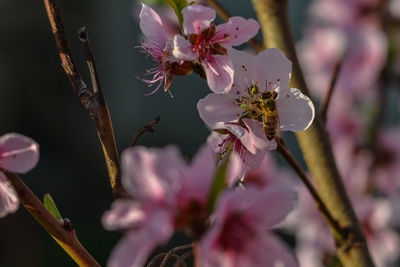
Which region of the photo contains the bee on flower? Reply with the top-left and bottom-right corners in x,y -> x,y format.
198,48 -> 315,168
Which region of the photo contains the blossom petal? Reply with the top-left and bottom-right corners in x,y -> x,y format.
242,118 -> 277,151
0,172 -> 19,218
107,209 -> 173,267
227,48 -> 256,96
243,186 -> 297,229
172,35 -> 197,61
251,234 -> 298,267
277,88 -> 315,132
179,145 -> 216,204
121,146 -> 185,204
181,5 -> 216,34
0,133 -> 39,173
253,48 -> 292,92
215,17 -> 260,46
198,187 -> 297,267
102,200 -> 146,231
217,187 -> 296,229
203,55 -> 234,94
245,150 -> 268,170
140,4 -> 168,46
197,93 -> 241,128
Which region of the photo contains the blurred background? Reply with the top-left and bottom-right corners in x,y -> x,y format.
4,0 -> 400,266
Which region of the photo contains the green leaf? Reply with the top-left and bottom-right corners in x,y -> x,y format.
44,193 -> 62,220
165,0 -> 188,26
143,0 -> 167,5
206,156 -> 229,214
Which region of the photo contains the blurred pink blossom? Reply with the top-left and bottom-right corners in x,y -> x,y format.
103,145 -> 218,267
298,0 -> 387,100
287,136 -> 400,267
196,186 -> 298,267
0,133 -> 39,218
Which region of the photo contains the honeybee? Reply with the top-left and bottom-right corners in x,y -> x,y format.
239,85 -> 280,140
259,91 -> 279,140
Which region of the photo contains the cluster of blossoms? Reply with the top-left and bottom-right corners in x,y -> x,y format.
102,2 -> 316,266
2,1 -> 400,267
138,2 -> 314,170
103,145 -> 297,267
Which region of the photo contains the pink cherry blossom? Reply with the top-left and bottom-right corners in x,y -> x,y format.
198,48 -> 314,166
138,4 -> 192,94
173,5 -> 260,93
287,136 -> 400,267
196,186 -> 298,267
102,145 -> 218,267
298,0 -> 387,101
0,133 -> 39,218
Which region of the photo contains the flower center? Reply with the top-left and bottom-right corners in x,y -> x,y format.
188,24 -> 227,61
218,131 -> 247,160
216,213 -> 255,252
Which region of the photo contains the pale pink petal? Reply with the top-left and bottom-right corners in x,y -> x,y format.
253,48 -> 292,92
181,5 -> 216,34
227,48 -> 256,96
245,150 -> 268,170
121,146 -> 185,205
214,17 -> 260,46
172,35 -> 197,61
242,118 -> 277,151
218,187 -> 296,229
0,172 -> 19,218
107,209 -> 174,267
140,4 -> 168,46
197,93 -> 241,128
0,133 -> 39,173
198,187 -> 297,267
102,200 -> 146,231
226,152 -> 246,186
178,145 -> 216,204
202,55 -> 234,94
276,88 -> 315,132
250,234 -> 298,267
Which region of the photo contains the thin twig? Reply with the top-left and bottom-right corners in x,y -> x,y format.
320,59 -> 343,122
147,253 -> 180,267
204,0 -> 264,52
130,116 -> 161,147
43,0 -> 127,198
173,250 -> 193,267
2,170 -> 100,267
274,137 -> 344,240
160,244 -> 193,267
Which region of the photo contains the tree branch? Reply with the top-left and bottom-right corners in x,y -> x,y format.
130,116 -> 161,147
274,137 -> 343,240
320,59 -> 343,122
3,171 -> 100,267
43,0 -> 127,198
251,0 -> 375,266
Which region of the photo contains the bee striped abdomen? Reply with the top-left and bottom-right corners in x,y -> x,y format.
262,98 -> 280,140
